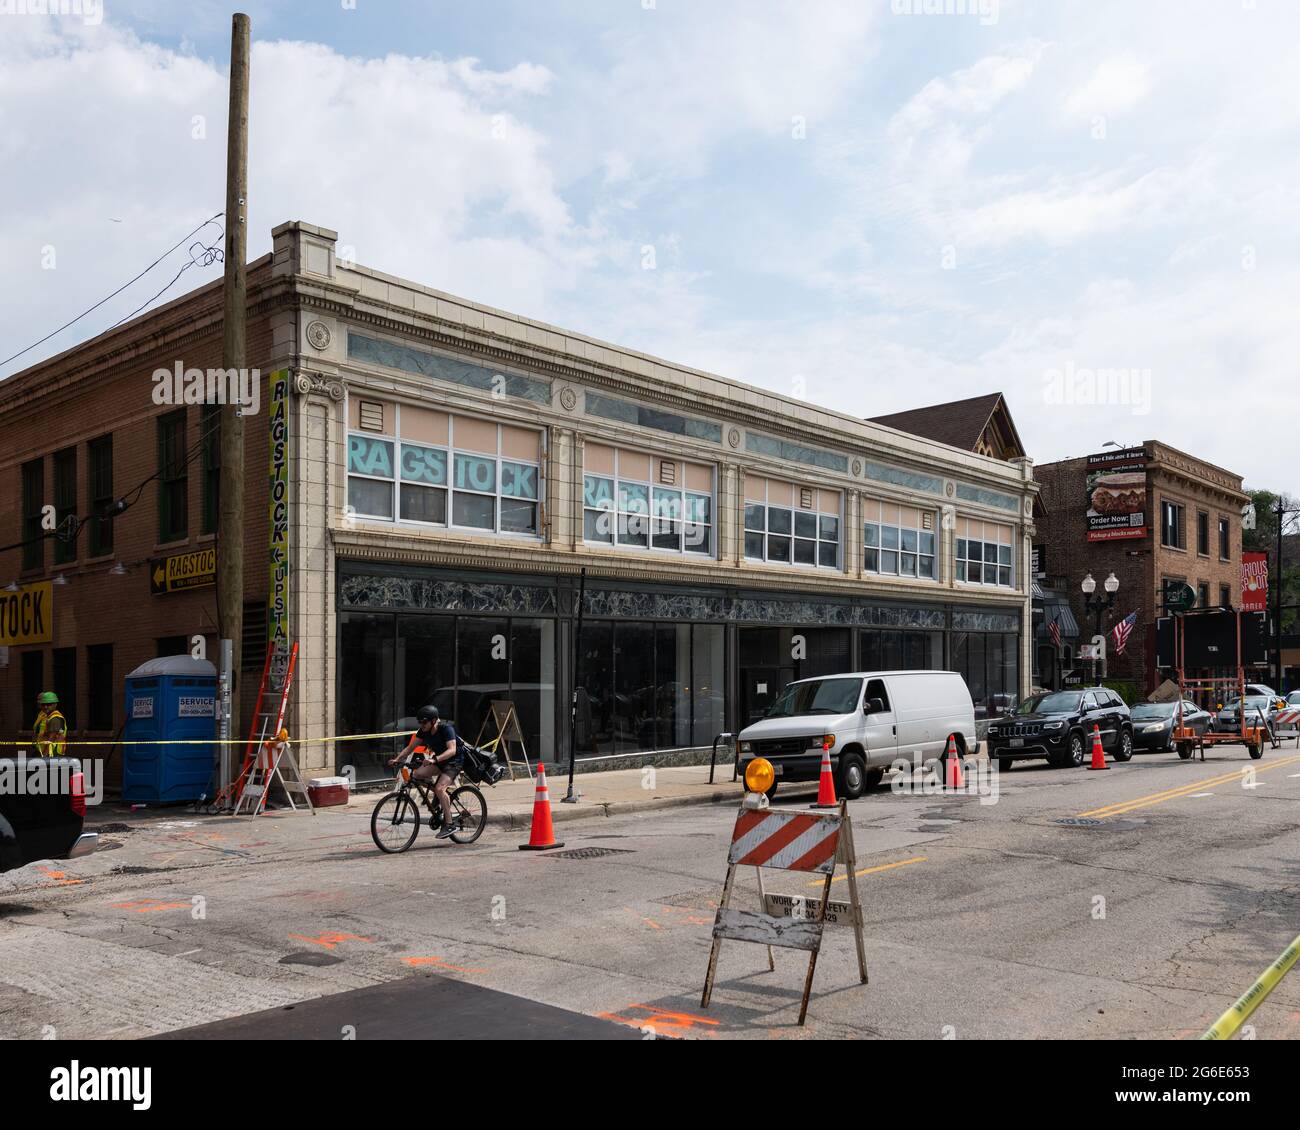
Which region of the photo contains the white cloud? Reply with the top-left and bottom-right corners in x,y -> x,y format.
1063,58 -> 1152,120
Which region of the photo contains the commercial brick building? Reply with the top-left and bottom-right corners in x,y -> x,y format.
1034,443 -> 1249,696
2,220 -> 1038,790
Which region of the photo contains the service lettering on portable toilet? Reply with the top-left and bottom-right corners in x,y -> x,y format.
122,656 -> 217,803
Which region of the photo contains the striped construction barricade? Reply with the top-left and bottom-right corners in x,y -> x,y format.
701,798 -> 867,1025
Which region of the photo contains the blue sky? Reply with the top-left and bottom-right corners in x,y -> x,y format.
3,1 -> 1299,490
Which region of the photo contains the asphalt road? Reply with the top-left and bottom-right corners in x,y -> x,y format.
3,743 -> 1299,1040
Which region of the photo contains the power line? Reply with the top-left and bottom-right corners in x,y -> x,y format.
0,211 -> 225,372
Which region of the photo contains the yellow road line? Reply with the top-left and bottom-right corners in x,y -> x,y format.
1077,753 -> 1300,820
809,855 -> 927,887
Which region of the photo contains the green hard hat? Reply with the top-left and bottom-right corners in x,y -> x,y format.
37,691 -> 58,705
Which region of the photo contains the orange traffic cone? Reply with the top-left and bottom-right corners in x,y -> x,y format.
943,735 -> 965,790
1086,723 -> 1108,771
518,762 -> 565,850
812,744 -> 838,808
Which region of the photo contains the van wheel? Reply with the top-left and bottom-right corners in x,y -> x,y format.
864,767 -> 884,790
837,752 -> 868,800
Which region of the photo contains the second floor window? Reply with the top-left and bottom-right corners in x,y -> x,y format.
1197,511 -> 1209,556
157,409 -> 188,543
743,476 -> 840,569
1218,517 -> 1230,560
53,447 -> 77,565
863,500 -> 936,579
583,445 -> 713,555
21,458 -> 44,571
956,519 -> 1015,587
87,435 -> 114,557
201,405 -> 221,535
346,402 -> 542,537
1161,500 -> 1185,549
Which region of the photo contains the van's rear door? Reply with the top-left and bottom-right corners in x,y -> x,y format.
862,676 -> 898,765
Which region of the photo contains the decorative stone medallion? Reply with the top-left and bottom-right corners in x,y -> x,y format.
727,427 -> 741,449
559,386 -> 578,411
306,320 -> 332,351
851,459 -> 862,476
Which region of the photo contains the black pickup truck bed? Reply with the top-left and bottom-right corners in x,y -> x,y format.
0,756 -> 97,873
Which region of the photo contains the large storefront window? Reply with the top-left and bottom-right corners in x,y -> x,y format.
577,622 -> 727,753
858,628 -> 943,671
952,630 -> 1020,718
583,444 -> 714,555
863,500 -> 937,579
339,610 -> 555,782
956,519 -> 1015,588
347,399 -> 542,536
744,476 -> 841,569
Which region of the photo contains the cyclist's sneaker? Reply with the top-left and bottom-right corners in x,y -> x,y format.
435,824 -> 456,839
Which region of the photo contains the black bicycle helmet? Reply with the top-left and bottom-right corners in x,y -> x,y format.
415,705 -> 440,723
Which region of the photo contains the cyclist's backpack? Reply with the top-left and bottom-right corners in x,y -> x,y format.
461,744 -> 505,786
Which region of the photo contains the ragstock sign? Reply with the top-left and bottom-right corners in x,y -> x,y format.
268,369 -> 290,652
1085,448 -> 1147,542
1241,551 -> 1268,612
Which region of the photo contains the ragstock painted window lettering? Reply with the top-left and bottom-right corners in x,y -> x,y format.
346,402 -> 542,538
955,518 -> 1015,588
583,446 -> 713,555
863,499 -> 936,580
744,476 -> 840,569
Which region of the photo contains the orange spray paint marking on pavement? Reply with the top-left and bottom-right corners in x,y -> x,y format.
110,899 -> 191,913
37,865 -> 83,886
288,931 -> 374,950
600,1003 -> 721,1036
401,955 -> 488,974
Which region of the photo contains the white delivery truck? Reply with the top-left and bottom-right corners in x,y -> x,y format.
735,670 -> 977,798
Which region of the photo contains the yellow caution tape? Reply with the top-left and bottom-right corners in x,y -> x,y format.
0,731 -> 413,749
1200,933 -> 1300,1040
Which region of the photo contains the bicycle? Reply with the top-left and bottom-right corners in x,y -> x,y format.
370,753 -> 487,853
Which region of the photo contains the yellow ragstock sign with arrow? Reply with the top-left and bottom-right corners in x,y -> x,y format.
150,547 -> 217,596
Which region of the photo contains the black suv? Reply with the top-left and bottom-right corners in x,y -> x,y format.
985,688 -> 1133,770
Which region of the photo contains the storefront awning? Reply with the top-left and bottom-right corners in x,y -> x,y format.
1034,591 -> 1080,640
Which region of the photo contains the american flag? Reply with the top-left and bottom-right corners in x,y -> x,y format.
1048,616 -> 1062,650
1111,611 -> 1138,655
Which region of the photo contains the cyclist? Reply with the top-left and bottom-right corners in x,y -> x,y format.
389,705 -> 463,838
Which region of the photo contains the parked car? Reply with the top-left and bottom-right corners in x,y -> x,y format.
1130,701 -> 1211,752
1212,695 -> 1278,732
735,670 -> 976,799
985,687 -> 1133,770
0,755 -> 97,874
1276,691 -> 1300,738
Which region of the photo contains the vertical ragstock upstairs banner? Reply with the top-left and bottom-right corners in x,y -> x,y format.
701,799 -> 867,1025
268,369 -> 290,674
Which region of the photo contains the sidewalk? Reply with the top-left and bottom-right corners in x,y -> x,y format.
342,762 -> 818,829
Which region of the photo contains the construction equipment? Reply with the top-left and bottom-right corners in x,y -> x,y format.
1169,611 -> 1269,761
217,641 -> 301,812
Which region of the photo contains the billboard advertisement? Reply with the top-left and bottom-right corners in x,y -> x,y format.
1241,551 -> 1268,612
1085,448 -> 1147,542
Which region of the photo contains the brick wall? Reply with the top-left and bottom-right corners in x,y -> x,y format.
0,269 -> 281,785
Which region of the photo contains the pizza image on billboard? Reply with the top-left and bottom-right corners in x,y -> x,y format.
1085,449 -> 1147,541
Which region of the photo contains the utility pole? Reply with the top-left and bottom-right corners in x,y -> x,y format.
216,12 -> 250,783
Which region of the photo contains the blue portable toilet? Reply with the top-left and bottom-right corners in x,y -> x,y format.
122,656 -> 218,803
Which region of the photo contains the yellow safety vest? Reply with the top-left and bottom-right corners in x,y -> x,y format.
34,709 -> 66,757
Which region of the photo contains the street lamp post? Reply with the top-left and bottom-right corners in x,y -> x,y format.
1082,572 -> 1119,686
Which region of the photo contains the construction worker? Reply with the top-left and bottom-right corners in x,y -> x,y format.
32,691 -> 66,757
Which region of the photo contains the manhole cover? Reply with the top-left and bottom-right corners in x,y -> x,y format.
545,847 -> 637,860
1055,818 -> 1103,827
279,952 -> 344,967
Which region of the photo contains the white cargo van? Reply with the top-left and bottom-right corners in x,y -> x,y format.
735,670 -> 977,798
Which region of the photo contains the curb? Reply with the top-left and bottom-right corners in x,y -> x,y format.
482,782 -> 821,830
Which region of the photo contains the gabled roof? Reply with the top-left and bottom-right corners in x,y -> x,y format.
870,392 -> 1026,460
